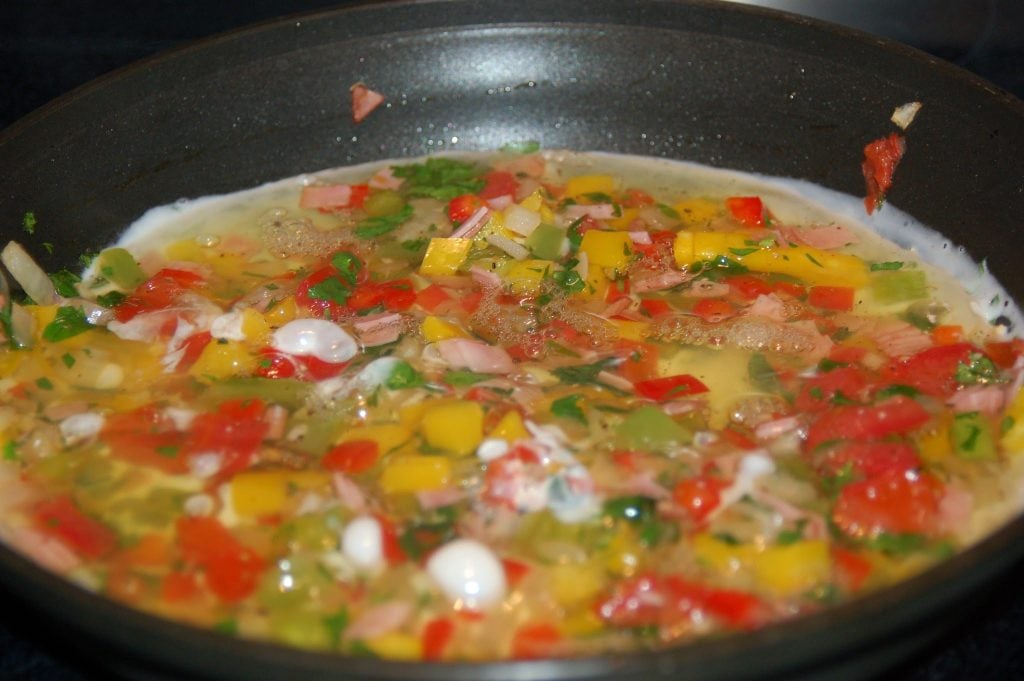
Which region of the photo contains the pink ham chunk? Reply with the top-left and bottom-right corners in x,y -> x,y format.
351,83 -> 385,123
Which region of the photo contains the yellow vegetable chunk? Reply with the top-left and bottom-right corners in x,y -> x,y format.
488,410 -> 530,442
339,423 -> 413,454
378,456 -> 453,494
751,541 -> 831,597
189,341 -> 256,380
1002,389 -> 1024,454
564,174 -> 616,199
364,633 -> 422,660
673,198 -> 721,227
610,319 -> 649,342
673,231 -> 868,287
420,400 -> 484,455
421,315 -> 469,342
502,259 -> 555,295
419,238 -> 472,277
230,470 -> 329,517
579,230 -> 633,271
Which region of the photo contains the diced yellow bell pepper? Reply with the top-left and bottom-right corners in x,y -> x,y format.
230,470 -> 329,517
398,401 -> 427,429
917,416 -> 954,462
488,410 -> 530,442
364,633 -> 422,660
240,308 -> 271,345
579,230 -> 633,271
610,319 -> 649,342
378,456 -> 453,494
673,231 -> 868,287
339,423 -> 413,454
421,315 -> 469,342
518,189 -> 556,224
691,532 -> 753,576
264,296 -> 298,326
608,207 -> 639,231
1002,389 -> 1024,454
549,562 -> 607,608
564,174 -> 616,199
673,198 -> 720,227
502,259 -> 555,295
751,541 -> 831,597
604,525 -> 644,577
189,340 -> 256,380
561,610 -> 604,637
419,238 -> 473,277
420,400 -> 484,455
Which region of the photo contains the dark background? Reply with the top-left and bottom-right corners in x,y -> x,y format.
1,1 -> 1023,680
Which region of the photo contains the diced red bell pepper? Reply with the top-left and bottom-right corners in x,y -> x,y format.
321,439 -> 380,474
725,196 -> 765,227
794,366 -> 872,413
186,399 -> 268,480
510,622 -> 563,659
175,516 -> 265,603
725,274 -> 773,301
862,133 -> 906,214
113,268 -> 206,322
101,405 -> 190,474
34,495 -> 118,560
501,557 -> 532,587
634,374 -> 709,401
808,286 -> 855,311
415,283 -> 453,312
639,298 -> 673,318
832,547 -> 873,592
621,188 -> 655,208
814,440 -> 922,479
613,341 -> 660,383
596,573 -> 762,630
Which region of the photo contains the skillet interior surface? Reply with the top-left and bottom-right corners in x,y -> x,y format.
1,1 -> 1023,680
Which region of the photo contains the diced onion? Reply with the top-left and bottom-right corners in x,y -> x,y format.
485,234 -> 530,260
2,241 -> 58,306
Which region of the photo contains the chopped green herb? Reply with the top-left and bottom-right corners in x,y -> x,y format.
385,361 -> 424,390
805,253 -> 823,268
551,358 -> 627,395
442,370 -> 495,387
551,393 -> 587,424
2,441 -> 19,461
49,270 -> 82,298
95,291 -> 127,308
42,306 -> 92,342
499,140 -> 541,154
728,247 -> 759,257
390,158 -> 484,202
354,204 -> 413,239
60,353 -> 76,368
35,377 -> 54,390
307,277 -> 351,306
955,352 -> 999,386
870,261 -> 904,271
657,204 -> 681,219
330,251 -> 363,285
155,445 -> 180,458
22,211 -> 37,235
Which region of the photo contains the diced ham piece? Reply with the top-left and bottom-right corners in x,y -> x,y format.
686,279 -> 731,298
632,269 -> 692,293
469,265 -> 502,289
745,293 -> 789,322
300,184 -> 356,210
332,472 -> 368,513
948,385 -> 1006,416
350,83 -> 385,124
869,319 -> 933,358
486,195 -> 514,211
628,231 -> 653,245
344,601 -> 412,642
754,415 -> 801,441
451,206 -> 490,238
778,224 -> 859,250
416,487 -> 466,510
597,370 -> 635,394
369,166 -> 403,190
437,338 -> 516,374
939,484 -> 974,535
263,404 -> 289,440
354,312 -> 405,347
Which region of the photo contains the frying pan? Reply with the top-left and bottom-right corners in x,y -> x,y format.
1,1 -> 1023,679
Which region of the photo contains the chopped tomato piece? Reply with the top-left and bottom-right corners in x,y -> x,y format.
511,622 -> 563,659
832,547 -> 872,592
113,268 -> 206,322
634,374 -> 710,401
596,573 -> 762,630
376,514 -> 408,566
808,285 -> 855,311
725,274 -> 773,301
621,188 -> 655,208
771,280 -> 806,299
101,405 -> 189,474
832,469 -> 944,538
984,339 -> 1024,369
804,396 -> 931,452
501,557 -> 531,587
34,495 -> 118,560
862,133 -> 906,214
881,342 -> 975,398
692,298 -> 735,323
639,297 -> 672,317
295,265 -> 350,319
176,516 -> 265,603
931,324 -> 963,346
672,476 -> 727,524
794,366 -> 872,413
161,570 -> 200,602
299,184 -> 369,210
478,171 -> 519,200
724,196 -> 765,227
814,440 -> 922,479
179,331 -> 213,370
186,399 -> 268,479
448,194 -> 486,223
421,617 -> 455,661
321,439 -> 380,474
605,278 -> 631,305
614,341 -> 660,383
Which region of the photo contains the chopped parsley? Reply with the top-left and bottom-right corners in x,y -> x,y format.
390,158 -> 484,202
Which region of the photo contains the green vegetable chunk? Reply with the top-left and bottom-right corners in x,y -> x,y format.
616,405 -> 691,451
